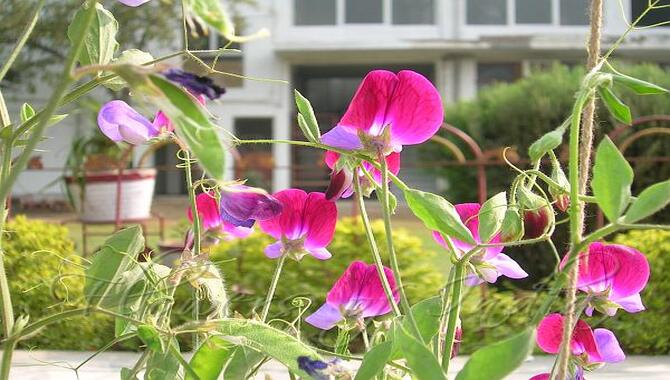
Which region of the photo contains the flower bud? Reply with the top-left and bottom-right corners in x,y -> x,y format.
518,187 -> 555,239
549,164 -> 571,212
500,208 -> 524,242
452,322 -> 463,359
325,167 -> 354,201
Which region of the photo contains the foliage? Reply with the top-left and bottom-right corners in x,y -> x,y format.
3,215 -> 116,350
602,229 -> 670,354
210,217 -> 444,348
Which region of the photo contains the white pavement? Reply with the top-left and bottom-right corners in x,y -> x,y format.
5,350 -> 670,379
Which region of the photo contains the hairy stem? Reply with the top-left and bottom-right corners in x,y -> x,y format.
182,149 -> 202,348
442,262 -> 464,372
260,253 -> 287,322
352,174 -> 401,317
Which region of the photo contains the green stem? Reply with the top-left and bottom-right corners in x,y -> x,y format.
436,265 -> 456,360
0,0 -> 45,82
0,140 -> 14,342
183,149 -> 202,348
441,262 -> 464,372
352,174 -> 401,317
334,327 -> 351,355
260,254 -> 287,322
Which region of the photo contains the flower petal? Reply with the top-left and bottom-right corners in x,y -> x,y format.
487,253 -> 528,279
593,328 -> 626,363
305,303 -> 343,330
326,261 -> 398,318
365,152 -> 401,185
118,0 -> 152,6
264,241 -> 284,259
528,374 -> 550,380
259,189 -> 309,240
220,185 -> 282,226
221,222 -> 253,240
386,70 -> 443,149
327,261 -> 368,306
308,247 -> 332,260
320,125 -> 363,151
612,292 -> 645,314
536,313 -> 564,355
573,319 -> 600,362
302,192 -> 337,250
98,100 -> 157,144
337,70 -> 398,135
358,264 -> 399,317
187,192 -> 222,230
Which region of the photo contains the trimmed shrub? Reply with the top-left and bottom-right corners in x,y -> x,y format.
210,217 -> 444,347
3,215 -> 116,350
601,229 -> 670,354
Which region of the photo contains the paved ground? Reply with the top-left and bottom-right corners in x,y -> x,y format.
6,350 -> 670,379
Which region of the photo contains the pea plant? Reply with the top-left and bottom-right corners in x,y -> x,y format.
1,0 -> 670,379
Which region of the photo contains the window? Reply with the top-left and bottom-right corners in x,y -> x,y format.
235,118 -> 274,189
467,0 -> 507,25
393,0 -> 434,25
516,0 -> 551,24
294,0 -> 336,25
631,0 -> 670,27
560,0 -> 589,25
477,63 -> 522,89
346,0 -> 383,23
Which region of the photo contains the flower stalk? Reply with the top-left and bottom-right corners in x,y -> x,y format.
441,262 -> 464,372
260,253 -> 287,322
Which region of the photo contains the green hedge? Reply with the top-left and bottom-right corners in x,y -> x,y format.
210,217 -> 445,348
4,215 -> 116,350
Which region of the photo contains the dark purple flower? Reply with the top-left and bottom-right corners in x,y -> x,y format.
219,185 -> 282,228
297,356 -> 329,379
163,69 -> 226,100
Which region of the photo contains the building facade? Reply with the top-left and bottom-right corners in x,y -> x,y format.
10,0 -> 670,197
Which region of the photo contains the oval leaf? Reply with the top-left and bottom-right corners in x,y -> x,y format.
404,189 -> 475,244
67,2 -> 118,69
592,137 -> 634,222
355,341 -> 393,380
613,73 -> 669,95
295,90 -> 321,142
186,336 -> 234,380
478,192 -> 507,243
599,87 -> 632,124
455,327 -> 535,380
398,327 -> 446,380
623,180 -> 670,223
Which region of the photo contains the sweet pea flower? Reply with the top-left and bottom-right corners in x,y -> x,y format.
305,261 -> 399,330
117,0 -> 152,6
152,93 -> 206,133
529,369 -> 584,380
565,242 -> 650,316
187,192 -> 252,239
536,313 -> 625,368
258,189 -> 337,260
218,185 -> 283,228
98,100 -> 159,145
163,69 -> 226,100
323,151 -> 400,200
433,203 -> 528,286
320,70 -> 443,155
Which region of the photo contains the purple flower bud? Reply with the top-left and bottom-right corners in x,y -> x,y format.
163,69 -> 226,100
97,100 -> 159,145
219,185 -> 282,228
325,167 -> 354,201
451,324 -> 463,359
297,356 -> 328,379
523,206 -> 553,239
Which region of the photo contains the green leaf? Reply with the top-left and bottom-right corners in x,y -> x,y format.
599,87 -> 632,124
398,327 -> 446,380
612,73 -> 669,95
104,49 -> 155,91
592,137 -> 634,222
137,325 -> 163,352
455,328 -> 535,380
148,75 -> 226,181
120,368 -> 137,380
145,339 -> 180,380
84,226 -> 144,307
623,180 -> 670,223
186,336 -> 234,380
294,90 -> 321,142
20,103 -> 35,123
355,341 -> 394,380
223,347 -> 265,380
297,114 -> 317,143
404,189 -> 475,244
67,2 -> 118,69
478,192 -> 507,243
528,124 -> 566,163
185,0 -> 234,36
216,319 -> 323,378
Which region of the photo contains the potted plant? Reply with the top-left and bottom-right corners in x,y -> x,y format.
64,131 -> 156,223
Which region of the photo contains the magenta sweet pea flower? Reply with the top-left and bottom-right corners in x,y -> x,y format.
564,242 -> 650,316
305,261 -> 399,330
320,70 -> 443,155
117,0 -> 152,6
529,370 -> 584,380
218,185 -> 283,228
433,203 -> 528,286
324,151 -> 401,200
98,100 -> 159,145
187,192 -> 252,239
258,189 -> 337,260
536,313 -> 625,366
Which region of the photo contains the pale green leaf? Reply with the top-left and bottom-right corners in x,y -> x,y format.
623,180 -> 670,223
104,49 -> 155,91
186,336 -> 234,380
399,327 -> 446,380
404,189 -> 475,244
294,90 -> 321,142
478,192 -> 507,243
599,87 -> 632,124
592,137 -> 634,222
354,341 -> 393,380
20,103 -> 35,123
613,73 -> 668,95
67,2 -> 118,69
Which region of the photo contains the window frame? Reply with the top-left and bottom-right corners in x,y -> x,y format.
292,0 -> 437,26
463,0 -> 590,27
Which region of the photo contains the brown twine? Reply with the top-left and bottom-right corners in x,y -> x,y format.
555,0 -> 603,378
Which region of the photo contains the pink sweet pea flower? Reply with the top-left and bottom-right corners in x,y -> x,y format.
433,203 -> 528,286
258,189 -> 337,260
305,261 -> 399,330
152,92 -> 206,133
529,370 -> 584,380
536,313 -> 625,367
98,100 -> 159,145
117,0 -> 152,6
187,192 -> 252,239
320,70 -> 443,155
564,242 -> 650,316
323,151 -> 401,200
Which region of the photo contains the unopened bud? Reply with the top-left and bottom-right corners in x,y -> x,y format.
518,187 -> 555,239
325,167 -> 353,201
549,165 -> 571,212
500,208 -> 524,242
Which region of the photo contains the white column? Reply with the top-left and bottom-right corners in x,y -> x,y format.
457,58 -> 478,101
272,64 -> 292,192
